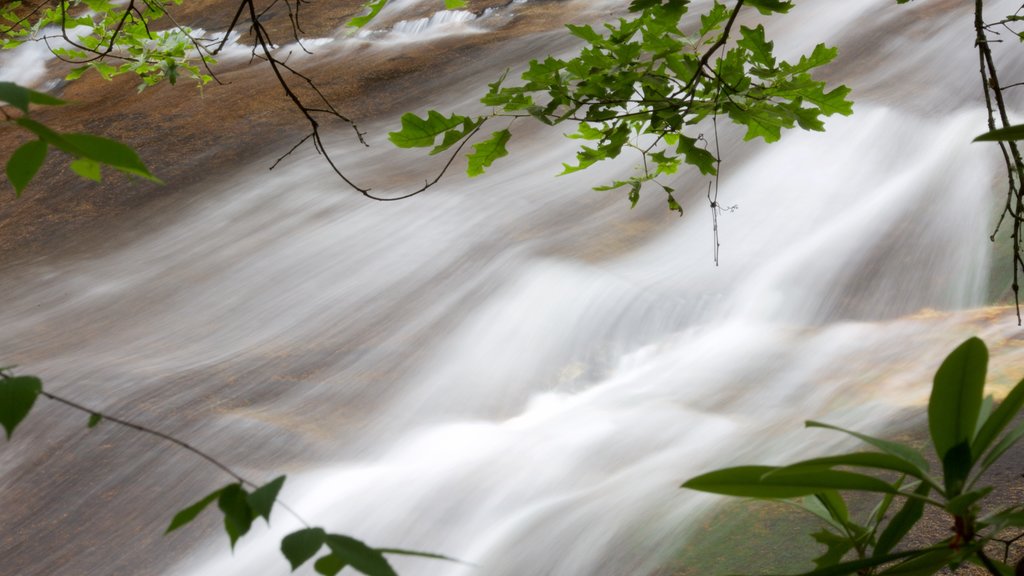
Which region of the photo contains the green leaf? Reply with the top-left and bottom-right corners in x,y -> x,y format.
682,465 -> 898,499
778,452 -> 925,479
443,0 -> 466,8
0,375 -> 42,440
87,413 -> 102,428
973,124 -> 1024,142
762,467 -> 900,495
247,475 -> 285,523
14,118 -> 79,154
683,466 -> 807,498
973,377 -> 1024,461
0,81 -> 64,113
877,546 -> 959,575
6,139 -> 47,196
745,0 -> 794,14
805,421 -> 930,473
875,482 -> 929,557
217,483 -> 253,549
0,83 -> 27,112
980,420 -> 1024,472
429,117 -> 485,156
282,527 -> 326,571
942,440 -> 972,497
348,0 -> 387,27
782,546 -> 947,576
388,111 -> 467,149
166,487 -> 224,533
929,337 -> 987,460
324,534 -> 397,576
378,548 -> 462,563
813,490 -> 850,526
314,554 -> 346,576
70,158 -> 102,182
466,129 -> 511,177
980,508 -> 1024,532
61,133 -> 160,182
946,486 -> 992,516
975,395 -> 994,438
810,529 -> 853,569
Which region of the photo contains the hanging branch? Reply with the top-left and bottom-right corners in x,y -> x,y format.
975,0 -> 1024,325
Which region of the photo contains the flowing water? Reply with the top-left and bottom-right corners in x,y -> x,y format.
2,1 -> 1022,575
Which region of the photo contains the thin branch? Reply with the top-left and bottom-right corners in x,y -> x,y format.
38,388 -> 311,529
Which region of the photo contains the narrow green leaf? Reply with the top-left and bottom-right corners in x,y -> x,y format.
247,475 -> 285,523
762,467 -> 900,495
314,554 -> 346,576
87,413 -> 102,428
683,465 -> 897,499
466,129 -> 511,177
683,465 -> 808,498
0,375 -> 42,440
813,490 -> 850,525
981,420 -> 1024,472
875,482 -> 929,557
324,534 -> 397,576
6,139 -> 47,196
975,395 -> 994,439
378,548 -> 463,563
779,452 -> 924,479
282,527 -> 326,571
217,483 -> 253,549
929,337 -> 987,460
946,486 -> 992,516
973,377 -> 1024,461
877,546 -> 959,575
166,487 -> 224,533
805,421 -> 930,472
980,508 -> 1024,532
810,529 -> 854,569
796,493 -> 845,531
973,124 -> 1024,142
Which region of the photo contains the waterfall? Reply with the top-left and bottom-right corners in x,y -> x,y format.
0,1 -> 1018,575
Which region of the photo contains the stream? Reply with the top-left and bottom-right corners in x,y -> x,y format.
1,1 -> 1021,575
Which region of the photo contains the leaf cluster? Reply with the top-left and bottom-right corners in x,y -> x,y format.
1,81 -> 159,195
387,0 -> 852,212
1,0 -> 212,89
683,338 -> 1024,575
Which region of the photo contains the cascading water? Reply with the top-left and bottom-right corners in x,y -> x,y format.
2,1 -> 1022,575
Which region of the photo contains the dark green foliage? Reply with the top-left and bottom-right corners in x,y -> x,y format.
683,337 -> 1024,575
248,475 -> 286,522
282,528 -> 327,570
0,374 -> 42,439
974,124 -> 1024,142
929,337 -> 987,462
166,487 -> 224,534
324,534 -> 397,576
